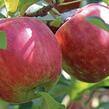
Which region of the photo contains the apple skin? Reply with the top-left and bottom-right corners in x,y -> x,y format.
0,17 -> 62,103
55,3 -> 109,83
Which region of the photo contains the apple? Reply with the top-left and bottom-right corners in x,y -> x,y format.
45,0 -> 80,12
0,17 -> 62,103
55,3 -> 109,83
45,0 -> 80,34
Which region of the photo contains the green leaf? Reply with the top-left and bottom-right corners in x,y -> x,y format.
103,0 -> 109,5
4,0 -> 19,12
49,83 -> 69,98
0,6 -> 7,18
50,16 -> 62,27
70,78 -> 95,101
26,3 -> 43,13
70,76 -> 109,102
0,13 -> 6,18
85,16 -> 109,32
19,101 -> 33,109
0,100 -> 8,109
26,1 -> 55,21
39,92 -> 65,109
37,14 -> 55,21
98,76 -> 109,87
0,0 -> 4,8
51,8 -> 61,15
0,31 -> 7,49
49,74 -> 71,98
18,0 -> 41,15
32,98 -> 43,109
86,0 -> 102,3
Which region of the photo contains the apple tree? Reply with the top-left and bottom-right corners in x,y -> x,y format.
1,0 -> 109,109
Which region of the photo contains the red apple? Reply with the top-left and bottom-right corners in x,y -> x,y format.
0,17 -> 62,103
55,3 -> 109,83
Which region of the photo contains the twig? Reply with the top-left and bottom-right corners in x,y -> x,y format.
24,0 -> 58,17
84,90 -> 96,105
80,90 -> 97,109
23,0 -> 82,17
59,0 -> 82,6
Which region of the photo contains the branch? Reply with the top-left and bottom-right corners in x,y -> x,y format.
84,90 -> 96,105
23,0 -> 82,17
81,90 -> 97,109
24,0 -> 58,17
59,0 -> 82,6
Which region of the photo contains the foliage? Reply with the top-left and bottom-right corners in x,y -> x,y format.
0,31 -> 7,49
85,16 -> 109,32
